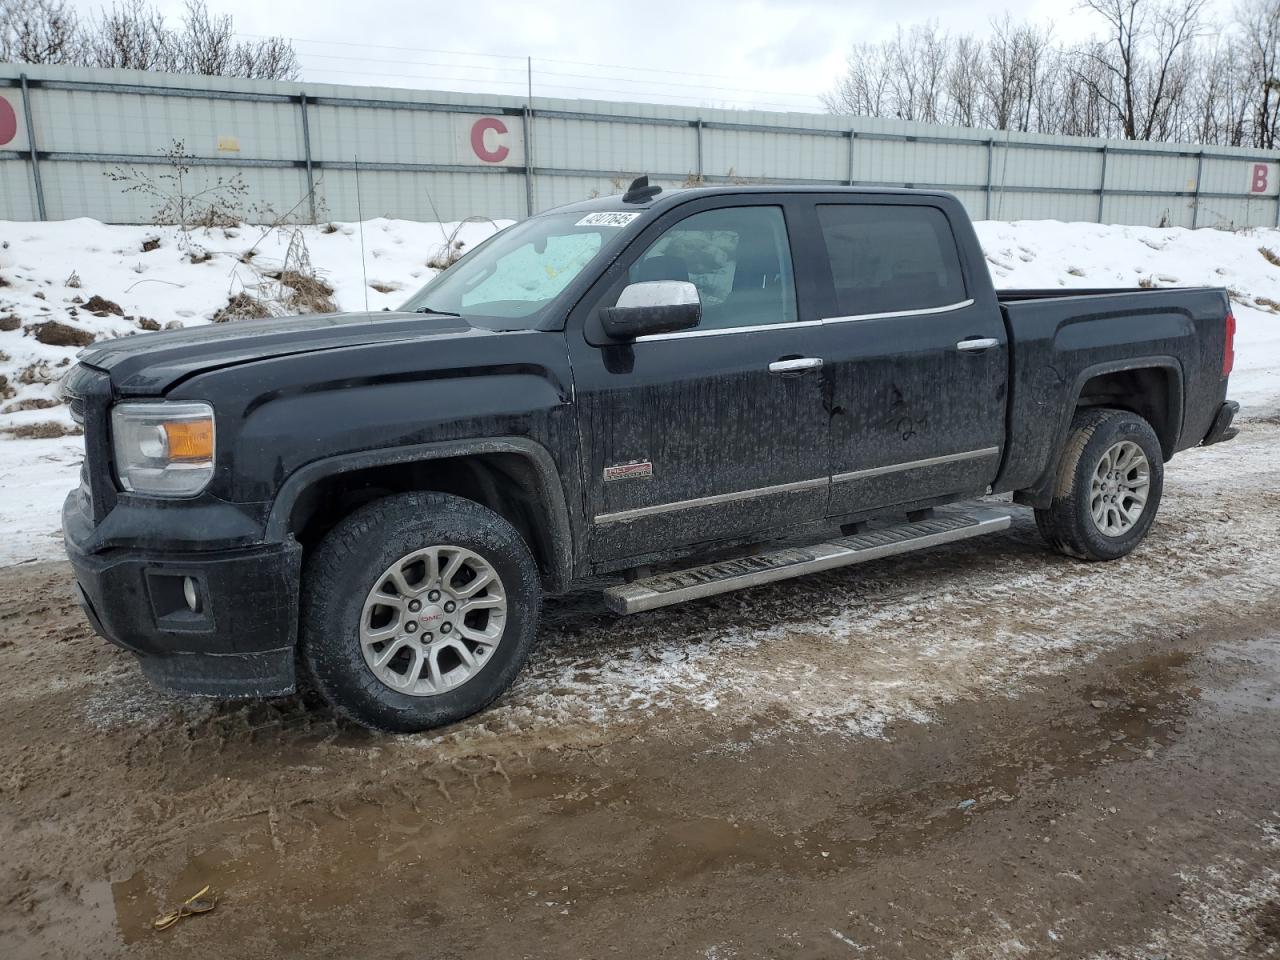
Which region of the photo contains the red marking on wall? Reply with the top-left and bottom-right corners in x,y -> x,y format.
470,117 -> 510,163
0,97 -> 17,147
1251,162 -> 1270,194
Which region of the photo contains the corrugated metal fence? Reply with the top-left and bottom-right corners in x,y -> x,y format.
3,62 -> 1280,228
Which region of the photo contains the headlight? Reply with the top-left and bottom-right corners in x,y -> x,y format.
111,402 -> 215,497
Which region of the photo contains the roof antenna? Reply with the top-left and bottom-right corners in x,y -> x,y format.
622,175 -> 662,204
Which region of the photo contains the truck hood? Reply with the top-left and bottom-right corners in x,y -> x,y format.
79,311 -> 488,395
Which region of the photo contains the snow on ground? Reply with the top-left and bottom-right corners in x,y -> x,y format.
0,216 -> 1277,566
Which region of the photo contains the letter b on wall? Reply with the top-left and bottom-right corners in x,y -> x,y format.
1250,162 -> 1272,194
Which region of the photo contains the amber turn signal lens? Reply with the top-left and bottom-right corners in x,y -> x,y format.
162,419 -> 214,461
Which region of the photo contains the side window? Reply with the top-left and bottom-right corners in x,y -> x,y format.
628,206 -> 797,330
816,204 -> 967,316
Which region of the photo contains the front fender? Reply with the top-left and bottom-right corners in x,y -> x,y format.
263,436 -> 576,592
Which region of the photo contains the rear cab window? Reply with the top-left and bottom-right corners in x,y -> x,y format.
816,204 -> 967,317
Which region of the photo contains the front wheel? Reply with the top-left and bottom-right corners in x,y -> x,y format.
300,492 -> 541,733
1034,407 -> 1164,561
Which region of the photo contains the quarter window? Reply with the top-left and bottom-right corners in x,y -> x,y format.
628,206 -> 797,330
816,204 -> 967,316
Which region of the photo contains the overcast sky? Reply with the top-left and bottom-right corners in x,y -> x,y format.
65,0 -> 1239,112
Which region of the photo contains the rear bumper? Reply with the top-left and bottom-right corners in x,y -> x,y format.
65,492 -> 301,697
1202,400 -> 1239,446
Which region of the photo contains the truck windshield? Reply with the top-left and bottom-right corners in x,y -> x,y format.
400,212 -> 627,329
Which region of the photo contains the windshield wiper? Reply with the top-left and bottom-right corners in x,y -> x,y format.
413,304 -> 462,317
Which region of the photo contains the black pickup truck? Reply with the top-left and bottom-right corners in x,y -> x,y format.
61,180 -> 1239,732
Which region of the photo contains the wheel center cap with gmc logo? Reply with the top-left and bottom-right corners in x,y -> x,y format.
419,604 -> 446,627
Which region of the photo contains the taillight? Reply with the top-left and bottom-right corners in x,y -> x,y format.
1223,312 -> 1236,377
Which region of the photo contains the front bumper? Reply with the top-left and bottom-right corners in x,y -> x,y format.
64,492 -> 302,698
1202,400 -> 1240,446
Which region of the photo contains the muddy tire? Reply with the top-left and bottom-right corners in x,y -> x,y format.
1034,407 -> 1164,562
299,492 -> 540,733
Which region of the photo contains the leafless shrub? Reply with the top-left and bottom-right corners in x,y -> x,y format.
267,230 -> 337,313
105,139 -> 250,232
427,217 -> 496,271
65,270 -> 80,289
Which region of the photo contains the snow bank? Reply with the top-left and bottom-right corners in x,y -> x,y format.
974,220 -> 1280,417
0,216 -> 1277,565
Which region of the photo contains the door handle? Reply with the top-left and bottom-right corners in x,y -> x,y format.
769,357 -> 823,374
956,337 -> 999,352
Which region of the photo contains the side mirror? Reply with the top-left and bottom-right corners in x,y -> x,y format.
601,281 -> 701,340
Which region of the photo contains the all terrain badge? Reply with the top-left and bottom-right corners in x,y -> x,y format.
603,460 -> 653,482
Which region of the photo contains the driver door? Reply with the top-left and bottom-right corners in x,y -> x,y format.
567,197 -> 830,565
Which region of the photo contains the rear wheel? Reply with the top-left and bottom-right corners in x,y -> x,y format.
1034,407 -> 1164,561
300,492 -> 541,733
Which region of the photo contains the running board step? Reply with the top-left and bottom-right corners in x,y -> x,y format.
602,505 -> 1013,615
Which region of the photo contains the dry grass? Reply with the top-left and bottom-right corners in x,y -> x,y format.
1255,296 -> 1280,313
369,281 -> 399,294
276,270 -> 337,313
2,398 -> 61,414
1067,266 -> 1085,277
1260,246 -> 1280,267
1139,276 -> 1157,289
3,421 -> 81,439
19,360 -> 67,385
211,292 -> 271,323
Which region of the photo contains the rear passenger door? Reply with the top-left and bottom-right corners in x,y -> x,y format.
806,197 -> 1009,517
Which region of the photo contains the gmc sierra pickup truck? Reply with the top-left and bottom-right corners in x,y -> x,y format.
61,179 -> 1239,732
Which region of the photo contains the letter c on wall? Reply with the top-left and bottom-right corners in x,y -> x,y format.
470,117 -> 510,163
0,97 -> 17,147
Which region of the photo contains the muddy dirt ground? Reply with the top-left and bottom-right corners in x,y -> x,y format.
2,423 -> 1279,960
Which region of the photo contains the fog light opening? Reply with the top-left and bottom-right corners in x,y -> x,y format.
182,576 -> 201,613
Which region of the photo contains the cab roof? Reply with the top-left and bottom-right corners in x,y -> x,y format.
545,183 -> 958,217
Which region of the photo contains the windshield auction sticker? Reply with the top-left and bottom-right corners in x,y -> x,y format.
575,212 -> 641,227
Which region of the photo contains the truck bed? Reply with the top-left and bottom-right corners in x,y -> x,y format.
992,285 -> 1232,503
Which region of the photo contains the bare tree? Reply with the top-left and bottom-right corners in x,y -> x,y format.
0,0 -> 80,64
1077,0 -> 1208,139
2,0 -> 298,81
84,0 -> 176,71
1238,0 -> 1280,147
821,0 -> 1267,147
